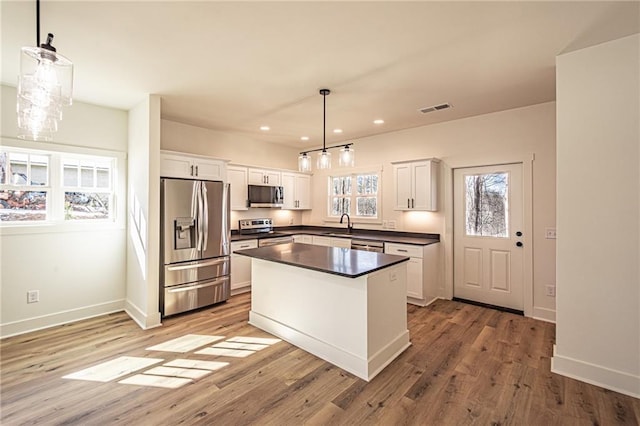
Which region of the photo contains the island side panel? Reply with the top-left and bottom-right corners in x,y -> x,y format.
366,262 -> 411,378
249,258 -> 370,377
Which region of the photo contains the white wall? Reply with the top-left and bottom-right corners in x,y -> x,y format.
307,102 -> 557,319
0,85 -> 128,337
161,119 -> 305,229
125,95 -> 162,329
553,34 -> 640,398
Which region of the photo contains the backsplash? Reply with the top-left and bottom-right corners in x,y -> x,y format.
230,209 -> 303,230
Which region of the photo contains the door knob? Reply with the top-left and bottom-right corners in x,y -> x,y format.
516,241 -> 523,247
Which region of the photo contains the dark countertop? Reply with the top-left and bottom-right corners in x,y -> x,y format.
234,243 -> 409,278
231,226 -> 440,246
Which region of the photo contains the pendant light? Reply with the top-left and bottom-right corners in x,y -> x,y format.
17,0 -> 73,141
298,152 -> 312,172
317,89 -> 332,170
339,144 -> 355,167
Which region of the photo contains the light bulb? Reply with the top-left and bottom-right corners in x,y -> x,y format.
339,146 -> 355,167
317,150 -> 332,169
298,153 -> 312,172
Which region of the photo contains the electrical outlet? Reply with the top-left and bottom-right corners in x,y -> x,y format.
387,220 -> 396,229
545,285 -> 556,297
27,290 -> 39,304
382,220 -> 388,228
289,218 -> 294,225
545,228 -> 557,239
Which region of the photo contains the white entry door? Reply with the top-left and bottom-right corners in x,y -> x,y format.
453,164 -> 524,310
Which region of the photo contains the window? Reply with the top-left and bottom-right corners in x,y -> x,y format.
464,172 -> 509,237
0,147 -> 117,224
328,171 -> 380,219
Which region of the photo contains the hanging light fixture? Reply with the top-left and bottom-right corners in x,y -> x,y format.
17,0 -> 73,141
317,88 -> 332,170
297,88 -> 357,172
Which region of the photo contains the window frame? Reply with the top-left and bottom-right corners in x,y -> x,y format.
325,168 -> 382,224
0,138 -> 125,234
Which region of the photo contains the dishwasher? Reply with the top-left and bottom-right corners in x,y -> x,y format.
350,239 -> 384,252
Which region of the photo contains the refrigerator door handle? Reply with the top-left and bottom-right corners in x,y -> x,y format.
202,182 -> 209,251
196,181 -> 204,251
166,258 -> 228,271
167,278 -> 228,293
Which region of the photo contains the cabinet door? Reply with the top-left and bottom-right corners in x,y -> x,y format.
393,163 -> 413,210
406,257 -> 424,299
312,236 -> 331,247
228,166 -> 248,210
293,235 -> 313,244
161,154 -> 193,179
280,173 -> 297,209
194,159 -> 225,181
230,240 -> 257,291
264,170 -> 281,186
330,238 -> 351,248
295,174 -> 311,209
248,169 -> 266,185
412,160 -> 437,211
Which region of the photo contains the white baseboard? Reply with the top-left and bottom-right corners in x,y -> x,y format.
533,306 -> 556,323
0,299 -> 125,339
230,285 -> 251,296
249,310 -> 409,381
124,299 -> 162,330
552,346 -> 640,399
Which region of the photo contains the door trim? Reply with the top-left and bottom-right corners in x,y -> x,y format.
443,153 -> 534,317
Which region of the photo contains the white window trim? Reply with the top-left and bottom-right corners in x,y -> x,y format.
324,166 -> 383,225
0,138 -> 126,235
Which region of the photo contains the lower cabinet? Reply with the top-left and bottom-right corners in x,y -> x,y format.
293,234 -> 313,244
385,242 -> 440,306
311,235 -> 351,248
230,240 -> 258,294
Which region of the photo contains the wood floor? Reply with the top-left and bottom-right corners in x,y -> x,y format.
1,293 -> 638,425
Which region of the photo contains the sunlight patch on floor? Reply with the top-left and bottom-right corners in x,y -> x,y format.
146,334 -> 225,353
63,356 -> 163,382
62,334 -> 281,389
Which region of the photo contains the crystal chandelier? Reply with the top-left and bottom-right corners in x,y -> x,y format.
17,0 -> 73,141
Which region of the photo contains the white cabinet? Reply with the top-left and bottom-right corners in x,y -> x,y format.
392,158 -> 439,211
281,172 -> 311,210
312,235 -> 351,248
248,168 -> 280,186
385,242 -> 440,306
160,151 -> 227,181
228,166 -> 248,210
293,235 -> 313,244
231,240 -> 258,294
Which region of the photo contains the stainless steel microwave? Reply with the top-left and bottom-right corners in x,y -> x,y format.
247,185 -> 283,208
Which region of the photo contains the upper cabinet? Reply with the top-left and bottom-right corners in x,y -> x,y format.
281,172 -> 311,210
248,168 -> 280,186
228,166 -> 248,210
160,151 -> 227,182
392,158 -> 439,211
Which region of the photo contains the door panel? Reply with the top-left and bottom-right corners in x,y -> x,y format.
161,179 -> 199,264
454,163 -> 524,310
201,181 -> 230,260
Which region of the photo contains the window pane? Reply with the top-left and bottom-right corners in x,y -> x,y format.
63,159 -> 79,187
81,166 -> 94,187
30,155 -> 48,185
9,154 -> 28,184
465,173 -> 509,237
0,152 -> 7,184
0,190 -> 47,221
331,197 -> 350,216
65,192 -> 110,220
356,197 -> 377,217
96,167 -> 110,189
357,174 -> 378,195
332,176 -> 351,196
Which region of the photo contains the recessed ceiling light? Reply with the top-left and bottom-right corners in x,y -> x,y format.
260,126 -> 270,131
333,129 -> 343,134
373,119 -> 384,125
300,136 -> 309,141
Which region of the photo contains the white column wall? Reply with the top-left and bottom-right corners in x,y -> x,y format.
553,34 -> 640,398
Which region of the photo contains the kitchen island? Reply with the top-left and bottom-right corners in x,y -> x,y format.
235,243 -> 410,381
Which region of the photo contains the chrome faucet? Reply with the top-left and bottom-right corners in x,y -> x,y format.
339,213 -> 353,233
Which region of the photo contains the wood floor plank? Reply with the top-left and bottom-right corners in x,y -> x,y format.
2,293 -> 639,425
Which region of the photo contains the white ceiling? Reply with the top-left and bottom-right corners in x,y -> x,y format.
2,1 -> 639,149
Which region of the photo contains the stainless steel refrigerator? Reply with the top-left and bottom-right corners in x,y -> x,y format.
160,178 -> 230,317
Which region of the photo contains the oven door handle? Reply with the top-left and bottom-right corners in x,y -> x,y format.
167,258 -> 228,271
167,278 -> 228,293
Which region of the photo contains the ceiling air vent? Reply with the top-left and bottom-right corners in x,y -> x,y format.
419,103 -> 452,114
